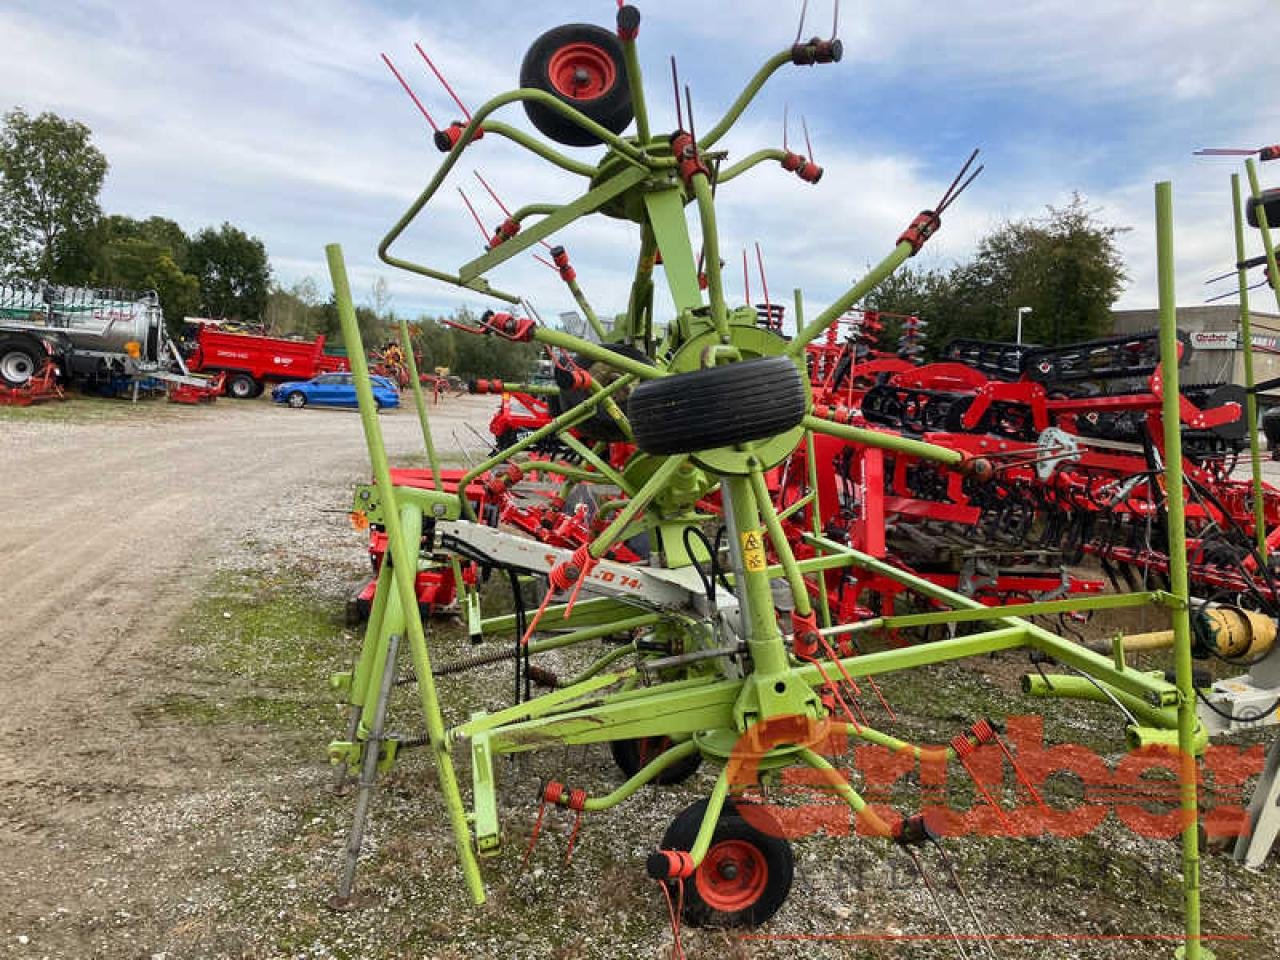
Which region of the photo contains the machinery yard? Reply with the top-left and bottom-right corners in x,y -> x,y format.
6,3 -> 1280,960
2,395 -> 1278,960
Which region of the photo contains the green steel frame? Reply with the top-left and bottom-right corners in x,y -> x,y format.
320,19 -> 1216,956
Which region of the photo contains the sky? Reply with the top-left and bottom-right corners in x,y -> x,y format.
1,0 -> 1276,330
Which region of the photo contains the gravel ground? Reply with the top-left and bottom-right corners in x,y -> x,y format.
1,394 -> 1278,959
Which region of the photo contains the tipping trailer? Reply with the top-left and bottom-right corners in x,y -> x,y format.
186,327 -> 349,399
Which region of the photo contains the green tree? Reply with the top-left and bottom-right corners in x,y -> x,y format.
867,195 -> 1128,355
96,237 -> 200,330
188,222 -> 271,321
0,108 -> 108,280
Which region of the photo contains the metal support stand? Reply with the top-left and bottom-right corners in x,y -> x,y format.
330,633 -> 400,910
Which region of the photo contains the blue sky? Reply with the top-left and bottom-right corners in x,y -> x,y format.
2,0 -> 1275,327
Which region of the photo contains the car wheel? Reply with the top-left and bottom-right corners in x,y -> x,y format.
287,391 -> 307,408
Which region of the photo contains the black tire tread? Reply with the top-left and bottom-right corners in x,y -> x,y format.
627,356 -> 806,455
519,23 -> 633,147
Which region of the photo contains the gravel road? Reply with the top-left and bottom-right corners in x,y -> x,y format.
0,395 -> 495,958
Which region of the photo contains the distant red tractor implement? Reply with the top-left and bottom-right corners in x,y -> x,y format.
186,327 -> 349,399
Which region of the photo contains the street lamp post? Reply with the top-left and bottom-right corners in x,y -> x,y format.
1016,306 -> 1032,344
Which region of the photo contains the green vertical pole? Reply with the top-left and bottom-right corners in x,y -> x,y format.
1231,175 -> 1268,559
1154,184 -> 1208,960
1245,159 -> 1280,315
806,430 -> 832,629
326,244 -> 486,905
398,315 -> 470,614
397,316 -> 442,483
720,475 -> 789,675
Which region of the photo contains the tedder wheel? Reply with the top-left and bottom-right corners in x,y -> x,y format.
519,23 -> 633,147
226,372 -> 259,399
1246,187 -> 1280,229
0,336 -> 41,387
287,391 -> 307,408
658,799 -> 793,928
609,736 -> 701,785
550,342 -> 651,442
627,356 -> 807,456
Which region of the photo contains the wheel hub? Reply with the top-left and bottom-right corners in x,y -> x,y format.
697,839 -> 768,912
547,42 -> 616,100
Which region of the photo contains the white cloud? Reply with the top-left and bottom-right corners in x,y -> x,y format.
0,0 -> 1276,334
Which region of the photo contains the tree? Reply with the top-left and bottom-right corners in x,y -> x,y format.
188,222 -> 271,321
866,195 -> 1128,355
0,108 -> 108,280
96,237 -> 200,330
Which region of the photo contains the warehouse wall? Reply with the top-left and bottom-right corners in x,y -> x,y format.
1112,305 -> 1280,396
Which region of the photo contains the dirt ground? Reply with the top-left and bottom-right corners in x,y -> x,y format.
2,393 -> 1279,960
0,394 -> 499,959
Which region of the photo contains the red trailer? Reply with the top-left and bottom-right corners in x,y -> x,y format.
187,327 -> 349,399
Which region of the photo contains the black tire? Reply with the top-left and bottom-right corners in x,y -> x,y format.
609,736 -> 701,785
287,391 -> 307,408
519,23 -> 633,147
0,336 -> 42,387
1262,406 -> 1280,448
226,372 -> 259,399
550,342 -> 651,442
627,356 -> 806,455
660,799 -> 793,928
1246,188 -> 1280,229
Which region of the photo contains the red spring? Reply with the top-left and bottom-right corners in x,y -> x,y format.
949,733 -> 976,759
791,610 -> 821,659
489,217 -> 520,248
969,718 -> 998,744
483,311 -> 536,342
814,402 -> 854,424
779,151 -> 822,183
550,245 -> 577,282
434,120 -> 483,153
898,210 -> 941,255
648,849 -> 695,880
670,130 -> 708,184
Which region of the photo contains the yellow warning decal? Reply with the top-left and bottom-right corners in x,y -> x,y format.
740,529 -> 767,573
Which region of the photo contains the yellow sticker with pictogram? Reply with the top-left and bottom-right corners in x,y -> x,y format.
740,529 -> 767,572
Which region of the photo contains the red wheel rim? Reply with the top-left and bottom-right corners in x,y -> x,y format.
547,42 -> 616,100
696,839 -> 768,913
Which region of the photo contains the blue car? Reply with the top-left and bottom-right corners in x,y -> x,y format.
272,373 -> 400,410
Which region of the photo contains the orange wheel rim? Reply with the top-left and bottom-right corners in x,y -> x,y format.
696,839 -> 768,912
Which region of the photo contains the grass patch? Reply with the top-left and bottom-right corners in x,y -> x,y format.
139,568 -> 354,733
0,391 -> 180,422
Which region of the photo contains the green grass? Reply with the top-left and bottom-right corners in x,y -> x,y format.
0,391 -> 180,422
135,568 -> 354,733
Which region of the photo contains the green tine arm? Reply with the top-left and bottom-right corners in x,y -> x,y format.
397,317 -> 442,483
787,239 -> 916,355
803,414 -> 964,465
718,148 -> 786,184
698,50 -> 793,150
1245,158 -> 1280,315
1232,174 -> 1269,559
